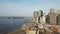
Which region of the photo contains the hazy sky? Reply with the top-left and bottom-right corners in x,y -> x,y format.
0,0 -> 60,16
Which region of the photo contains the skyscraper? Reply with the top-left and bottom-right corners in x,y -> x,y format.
33,11 -> 39,18
56,10 -> 60,25
33,10 -> 43,24
33,11 -> 38,23
48,8 -> 57,24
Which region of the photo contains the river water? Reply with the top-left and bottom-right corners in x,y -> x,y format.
0,19 -> 29,32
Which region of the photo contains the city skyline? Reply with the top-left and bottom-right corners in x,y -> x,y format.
0,0 -> 60,16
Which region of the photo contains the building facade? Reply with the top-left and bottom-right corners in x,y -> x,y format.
46,9 -> 57,24
56,10 -> 60,25
33,10 -> 43,24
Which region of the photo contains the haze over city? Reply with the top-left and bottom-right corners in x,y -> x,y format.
0,0 -> 60,16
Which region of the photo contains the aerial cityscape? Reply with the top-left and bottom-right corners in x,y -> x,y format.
0,8 -> 60,34
0,0 -> 60,34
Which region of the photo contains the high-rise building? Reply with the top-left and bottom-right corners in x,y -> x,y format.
57,14 -> 60,25
57,10 -> 60,14
38,10 -> 43,16
46,14 -> 50,24
33,11 -> 39,18
33,10 -> 43,24
56,10 -> 60,25
47,8 -> 57,24
33,11 -> 39,23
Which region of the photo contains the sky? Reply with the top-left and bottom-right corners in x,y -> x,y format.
0,0 -> 60,17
